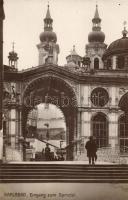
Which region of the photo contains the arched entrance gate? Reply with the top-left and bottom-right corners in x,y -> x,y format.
22,76 -> 78,160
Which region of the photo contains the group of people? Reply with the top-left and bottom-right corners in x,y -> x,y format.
42,144 -> 65,161
42,137 -> 97,165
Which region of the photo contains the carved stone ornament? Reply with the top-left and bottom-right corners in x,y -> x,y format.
65,80 -> 78,96
119,87 -> 128,96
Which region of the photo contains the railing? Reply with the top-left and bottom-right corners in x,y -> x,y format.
5,146 -> 23,162
35,135 -> 59,149
97,146 -> 128,164
75,145 -> 128,164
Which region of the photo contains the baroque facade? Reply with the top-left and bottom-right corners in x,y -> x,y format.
1,4 -> 128,162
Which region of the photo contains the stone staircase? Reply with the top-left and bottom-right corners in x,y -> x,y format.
0,163 -> 128,183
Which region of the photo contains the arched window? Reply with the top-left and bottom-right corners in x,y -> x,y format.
118,115 -> 128,152
117,56 -> 125,69
92,113 -> 108,148
106,58 -> 112,69
94,58 -> 99,69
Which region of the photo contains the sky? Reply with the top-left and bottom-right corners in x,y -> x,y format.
3,0 -> 128,70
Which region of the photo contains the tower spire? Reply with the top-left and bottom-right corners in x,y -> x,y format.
44,3 -> 53,31
94,4 -> 100,19
46,3 -> 51,19
92,4 -> 101,31
122,21 -> 128,38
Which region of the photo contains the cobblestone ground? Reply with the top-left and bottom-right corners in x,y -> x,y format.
0,183 -> 128,200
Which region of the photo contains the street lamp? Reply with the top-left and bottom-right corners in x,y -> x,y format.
60,140 -> 64,149
44,123 -> 49,141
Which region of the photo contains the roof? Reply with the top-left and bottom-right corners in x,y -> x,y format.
103,36 -> 128,58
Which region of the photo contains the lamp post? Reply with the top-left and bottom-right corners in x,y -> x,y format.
44,123 -> 49,141
60,140 -> 64,149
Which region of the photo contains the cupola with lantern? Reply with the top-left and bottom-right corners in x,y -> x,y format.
37,4 -> 60,66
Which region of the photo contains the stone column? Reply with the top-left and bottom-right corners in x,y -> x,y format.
108,112 -> 118,148
112,56 -> 117,70
81,111 -> 91,138
10,108 -> 16,148
76,110 -> 82,155
6,106 -> 23,161
15,108 -> 23,155
81,111 -> 91,151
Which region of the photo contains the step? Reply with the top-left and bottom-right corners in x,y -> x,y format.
1,164 -> 128,183
1,179 -> 128,183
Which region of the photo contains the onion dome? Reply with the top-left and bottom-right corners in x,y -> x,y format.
88,5 -> 105,43
40,4 -> 57,43
103,24 -> 128,59
40,31 -> 57,43
88,31 -> 105,43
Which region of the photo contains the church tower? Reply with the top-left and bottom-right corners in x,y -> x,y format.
86,5 -> 107,70
37,4 -> 60,65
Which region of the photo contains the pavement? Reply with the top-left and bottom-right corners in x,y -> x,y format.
8,160 -> 115,164
0,183 -> 128,200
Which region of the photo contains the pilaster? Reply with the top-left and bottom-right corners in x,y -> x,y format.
108,112 -> 118,148
112,56 -> 117,70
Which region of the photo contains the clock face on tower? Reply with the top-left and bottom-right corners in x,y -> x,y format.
91,87 -> 109,107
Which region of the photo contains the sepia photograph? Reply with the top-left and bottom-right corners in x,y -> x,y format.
0,0 -> 128,199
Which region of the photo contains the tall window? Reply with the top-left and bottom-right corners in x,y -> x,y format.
92,113 -> 108,148
119,115 -> 128,152
94,58 -> 99,69
106,58 -> 112,69
117,56 -> 125,69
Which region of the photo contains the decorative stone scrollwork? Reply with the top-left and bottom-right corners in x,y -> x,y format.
91,87 -> 109,107
65,80 -> 78,96
10,85 -> 20,103
119,87 -> 128,96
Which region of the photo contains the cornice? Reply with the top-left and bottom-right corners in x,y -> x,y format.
3,64 -> 128,86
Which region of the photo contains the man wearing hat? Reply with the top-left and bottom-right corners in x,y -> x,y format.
85,136 -> 97,165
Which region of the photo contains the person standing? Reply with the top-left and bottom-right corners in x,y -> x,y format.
85,136 -> 97,165
45,144 -> 51,161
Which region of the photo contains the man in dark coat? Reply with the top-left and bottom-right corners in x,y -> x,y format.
45,144 -> 51,161
85,136 -> 97,165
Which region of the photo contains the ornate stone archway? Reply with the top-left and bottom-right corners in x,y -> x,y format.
22,76 -> 78,160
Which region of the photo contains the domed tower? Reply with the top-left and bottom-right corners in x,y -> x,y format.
37,4 -> 59,65
103,22 -> 128,70
86,5 -> 107,70
66,45 -> 82,68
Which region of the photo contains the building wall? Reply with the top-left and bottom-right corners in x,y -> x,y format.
75,83 -> 126,149
3,69 -> 128,161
